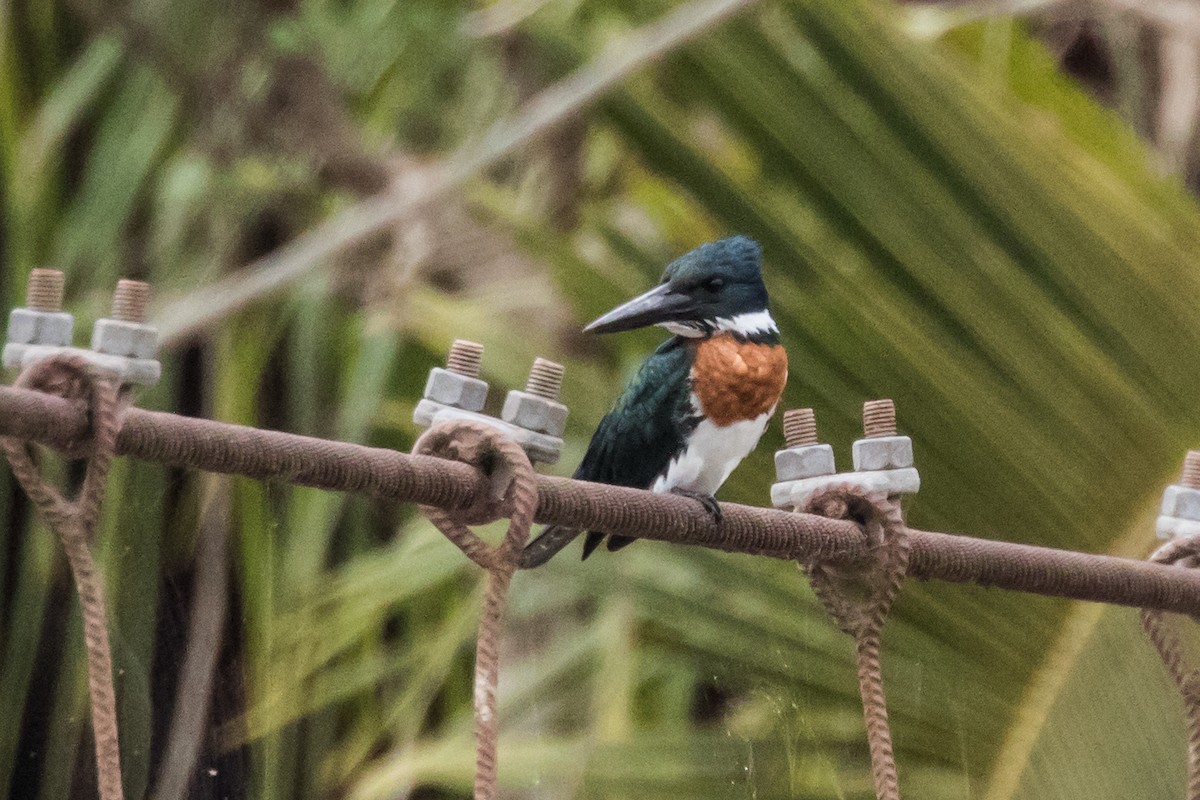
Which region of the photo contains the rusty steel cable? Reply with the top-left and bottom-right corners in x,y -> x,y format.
0,358 -> 125,800
1141,536 -> 1200,800
802,486 -> 909,800
412,420 -> 539,800
3,384 -> 1200,614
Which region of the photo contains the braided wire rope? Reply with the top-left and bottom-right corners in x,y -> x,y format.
0,355 -> 125,800
1142,535 -> 1200,800
800,485 -> 910,800
412,420 -> 538,800
4,384 -> 1200,615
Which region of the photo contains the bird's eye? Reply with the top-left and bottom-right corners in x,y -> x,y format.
703,277 -> 725,292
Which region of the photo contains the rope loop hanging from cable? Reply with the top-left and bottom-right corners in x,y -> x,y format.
1142,535 -> 1200,800
412,419 -> 538,800
0,353 -> 126,800
800,484 -> 909,800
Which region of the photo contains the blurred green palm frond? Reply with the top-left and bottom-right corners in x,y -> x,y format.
3,0 -> 1200,798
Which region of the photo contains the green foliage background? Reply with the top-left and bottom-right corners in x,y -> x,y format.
1,0 -> 1198,798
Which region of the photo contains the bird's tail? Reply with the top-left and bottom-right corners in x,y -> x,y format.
582,532 -> 634,558
519,525 -> 582,568
605,534 -> 636,552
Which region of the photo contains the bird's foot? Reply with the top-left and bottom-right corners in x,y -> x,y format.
670,487 -> 723,524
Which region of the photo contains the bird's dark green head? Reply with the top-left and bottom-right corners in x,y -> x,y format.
584,236 -> 777,339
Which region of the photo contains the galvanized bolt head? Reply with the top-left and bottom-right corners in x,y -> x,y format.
502,389 -> 568,437
852,435 -> 914,472
774,443 -> 835,482
6,308 -> 73,348
90,318 -> 157,359
423,367 -> 488,412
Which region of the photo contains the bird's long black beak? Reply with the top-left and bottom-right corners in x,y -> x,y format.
584,283 -> 698,334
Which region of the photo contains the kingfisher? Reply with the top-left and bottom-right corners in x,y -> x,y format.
519,235 -> 787,567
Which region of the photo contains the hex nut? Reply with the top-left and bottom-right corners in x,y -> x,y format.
774,444 -> 835,482
91,318 -> 157,359
1160,485 -> 1200,521
852,435 -> 913,472
7,308 -> 73,347
424,367 -> 487,412
501,390 -> 567,437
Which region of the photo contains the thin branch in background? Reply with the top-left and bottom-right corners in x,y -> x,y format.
901,0 -> 1067,40
1105,0 -> 1200,37
1155,27 -> 1200,173
152,0 -> 762,349
151,477 -> 230,800
461,0 -> 558,39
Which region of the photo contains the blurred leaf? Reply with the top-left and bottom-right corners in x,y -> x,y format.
50,64 -> 178,285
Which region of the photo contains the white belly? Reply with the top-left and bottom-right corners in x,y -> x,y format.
651,410 -> 773,496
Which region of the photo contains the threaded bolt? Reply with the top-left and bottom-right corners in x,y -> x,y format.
111,279 -> 151,323
446,340 -> 484,378
525,357 -> 565,401
26,268 -> 65,312
1181,451 -> 1200,489
783,408 -> 818,447
863,399 -> 897,438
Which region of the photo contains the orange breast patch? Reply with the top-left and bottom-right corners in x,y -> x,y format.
691,334 -> 788,425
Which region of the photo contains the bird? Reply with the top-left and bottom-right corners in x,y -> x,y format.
519,235 -> 787,567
